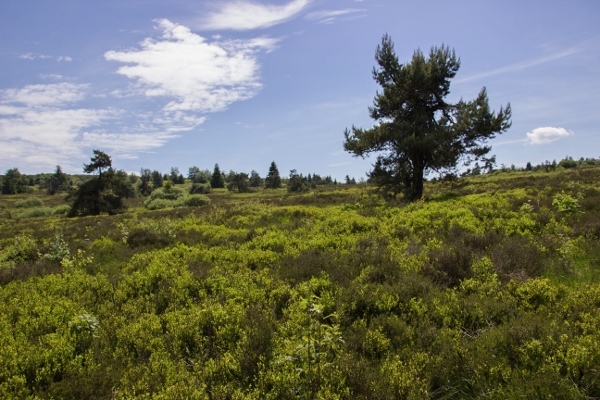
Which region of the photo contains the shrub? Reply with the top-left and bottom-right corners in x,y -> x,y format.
190,182 -> 211,194
0,234 -> 38,269
15,207 -> 54,219
144,186 -> 186,209
553,192 -> 583,214
183,195 -> 211,207
15,197 -> 44,208
146,185 -> 185,201
491,236 -> 546,281
40,233 -> 70,263
558,158 -> 578,169
127,229 -> 171,248
52,204 -> 71,215
422,245 -> 473,287
144,198 -> 175,210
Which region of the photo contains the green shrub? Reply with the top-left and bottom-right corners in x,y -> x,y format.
40,233 -> 70,263
15,196 -> 44,208
15,207 -> 54,219
553,192 -> 583,214
146,185 -> 185,202
144,198 -> 176,210
190,182 -> 212,194
52,204 -> 71,215
0,234 -> 38,268
144,186 -> 186,209
184,195 -> 211,207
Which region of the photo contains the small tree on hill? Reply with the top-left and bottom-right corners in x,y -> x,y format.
211,164 -> 225,188
249,170 -> 262,187
46,165 -> 69,195
287,170 -> 312,193
68,150 -> 128,217
227,172 -> 250,193
265,161 -> 281,189
151,170 -> 163,189
344,35 -> 511,200
139,168 -> 153,196
1,168 -> 28,195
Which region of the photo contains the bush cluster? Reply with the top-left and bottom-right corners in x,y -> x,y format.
144,186 -> 211,210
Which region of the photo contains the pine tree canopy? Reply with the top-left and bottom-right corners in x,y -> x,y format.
344,34 -> 512,200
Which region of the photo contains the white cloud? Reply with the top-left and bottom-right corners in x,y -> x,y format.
306,8 -> 366,24
200,0 -> 310,30
0,82 -> 185,172
105,19 -> 277,113
526,127 -> 573,144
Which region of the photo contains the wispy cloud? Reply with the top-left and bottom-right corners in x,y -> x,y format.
327,162 -> 352,168
105,19 -> 277,113
80,132 -> 178,159
526,126 -> 573,144
200,0 -> 310,30
0,81 -> 183,172
306,8 -> 366,24
19,53 -> 72,62
456,47 -> 580,84
1,82 -> 88,107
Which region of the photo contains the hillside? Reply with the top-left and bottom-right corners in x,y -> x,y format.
1,166 -> 599,399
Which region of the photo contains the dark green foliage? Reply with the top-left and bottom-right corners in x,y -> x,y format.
114,169 -> 136,198
344,35 -> 511,200
287,169 -> 312,193
265,161 -> 281,189
139,168 -> 153,196
2,167 -> 29,194
210,163 -> 225,188
68,151 -> 128,217
249,170 -> 262,187
169,167 -> 179,183
188,166 -> 212,184
189,182 -> 211,194
151,170 -> 163,189
45,165 -> 69,195
559,156 -> 578,169
227,172 -> 250,192
67,172 -> 127,217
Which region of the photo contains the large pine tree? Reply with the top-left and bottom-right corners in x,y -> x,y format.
344,35 -> 511,200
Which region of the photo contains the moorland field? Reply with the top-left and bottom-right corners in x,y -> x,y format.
1,165 -> 600,399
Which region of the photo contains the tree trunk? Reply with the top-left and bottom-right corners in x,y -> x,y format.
411,165 -> 424,201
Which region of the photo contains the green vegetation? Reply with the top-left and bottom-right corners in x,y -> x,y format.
0,163 -> 599,398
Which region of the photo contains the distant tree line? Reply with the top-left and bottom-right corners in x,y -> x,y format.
1,152 -> 351,216
458,156 -> 600,177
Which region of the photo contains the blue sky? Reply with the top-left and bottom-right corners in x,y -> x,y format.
1,0 -> 599,180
